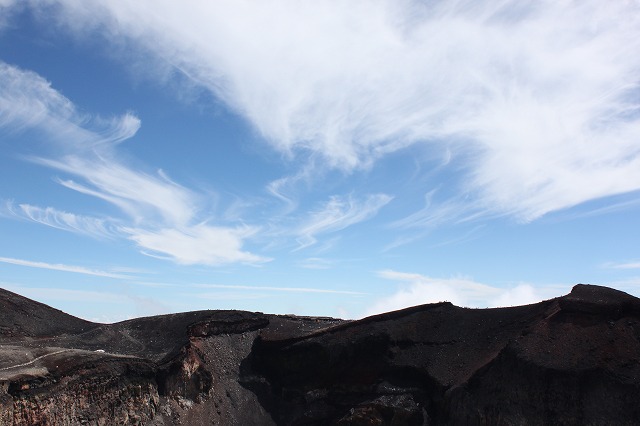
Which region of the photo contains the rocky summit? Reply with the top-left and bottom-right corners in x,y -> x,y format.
1,284 -> 639,425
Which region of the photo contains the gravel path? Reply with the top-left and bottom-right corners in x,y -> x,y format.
0,349 -> 72,372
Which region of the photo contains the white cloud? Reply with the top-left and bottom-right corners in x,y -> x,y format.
0,0 -> 20,29
266,170 -> 310,214
8,203 -> 116,238
0,61 -> 78,135
492,285 -> 542,308
123,224 -> 268,266
20,0 -> 640,221
295,193 -> 393,249
388,190 -> 487,237
604,261 -> 640,270
0,256 -> 133,279
607,278 -> 640,291
193,283 -> 365,295
41,158 -> 195,226
366,269 -> 568,317
298,257 -> 334,270
196,292 -> 268,301
0,61 -> 266,266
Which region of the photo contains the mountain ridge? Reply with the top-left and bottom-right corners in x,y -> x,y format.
1,284 -> 639,425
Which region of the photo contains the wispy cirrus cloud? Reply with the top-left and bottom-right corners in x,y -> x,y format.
22,0 -> 640,222
0,61 -> 267,266
37,154 -> 196,226
366,269 -> 569,316
0,61 -> 80,137
385,190 -> 489,250
0,256 -> 133,279
193,283 -> 366,295
1,285 -> 127,303
124,224 -> 265,266
0,0 -> 20,30
4,203 -> 116,239
603,261 -> 640,270
297,257 -> 334,270
294,193 -> 392,250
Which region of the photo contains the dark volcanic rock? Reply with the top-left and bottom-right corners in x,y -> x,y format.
0,287 -> 97,338
1,285 -> 640,425
241,284 -> 640,425
0,288 -> 342,425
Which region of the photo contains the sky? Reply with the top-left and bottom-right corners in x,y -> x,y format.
1,0 -> 640,322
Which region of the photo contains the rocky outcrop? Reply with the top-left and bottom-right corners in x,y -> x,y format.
1,284 -> 640,425
240,285 -> 640,425
6,358 -> 158,426
0,289 -> 341,425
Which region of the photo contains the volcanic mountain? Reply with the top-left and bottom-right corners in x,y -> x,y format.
1,284 -> 639,425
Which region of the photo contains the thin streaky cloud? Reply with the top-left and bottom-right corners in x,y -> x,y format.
0,256 -> 133,279
385,192 -> 476,250
295,193 -> 393,250
551,194 -> 640,222
389,190 -> 473,230
11,203 -> 116,239
266,176 -> 300,214
1,285 -> 127,303
123,281 -> 177,288
298,257 -> 334,270
193,283 -> 367,295
603,261 -> 640,270
607,278 -> 640,290
196,292 -> 268,301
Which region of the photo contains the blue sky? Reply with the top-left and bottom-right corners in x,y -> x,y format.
1,0 -> 640,322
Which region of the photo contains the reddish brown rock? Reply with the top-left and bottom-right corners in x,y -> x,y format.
1,284 -> 640,425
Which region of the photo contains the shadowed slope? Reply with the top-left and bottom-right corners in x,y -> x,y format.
0,288 -> 97,338
242,284 -> 640,425
1,284 -> 640,425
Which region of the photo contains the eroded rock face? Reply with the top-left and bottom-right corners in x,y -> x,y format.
3,356 -> 159,425
1,284 -> 640,425
241,285 -> 640,425
0,290 -> 340,425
